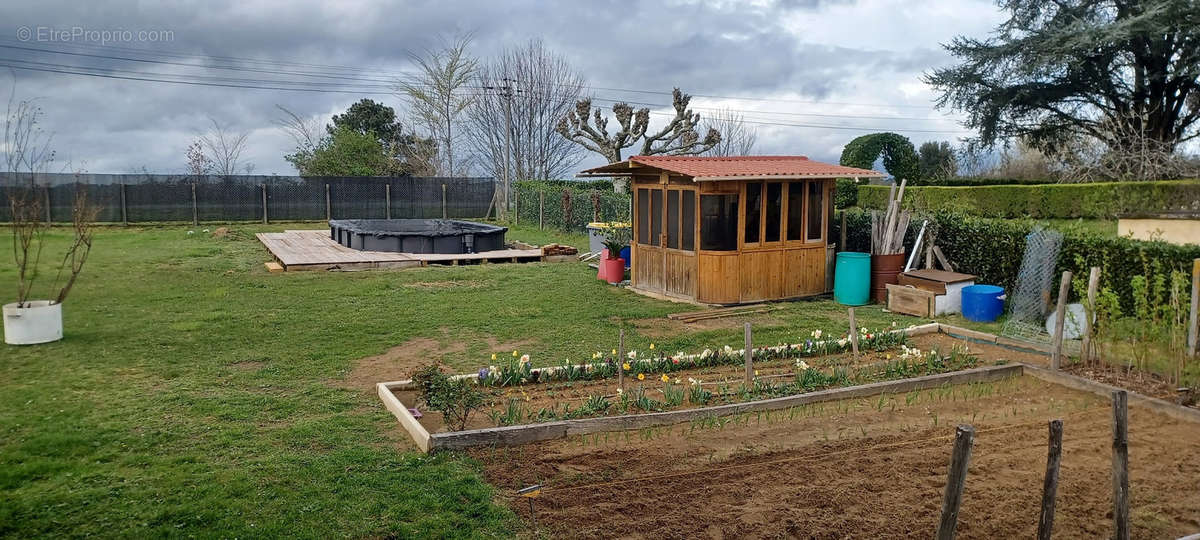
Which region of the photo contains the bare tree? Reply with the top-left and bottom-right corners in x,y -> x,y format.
199,117 -> 251,176
5,81 -> 97,307
1056,108 -> 1200,182
557,88 -> 721,164
273,104 -> 322,158
396,34 -> 479,177
184,139 -> 211,176
465,39 -> 586,215
703,107 -> 757,156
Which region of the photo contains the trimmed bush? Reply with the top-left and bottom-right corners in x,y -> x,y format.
857,180 -> 1200,219
836,208 -> 1200,311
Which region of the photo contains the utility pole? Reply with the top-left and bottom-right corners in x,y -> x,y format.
484,80 -> 515,221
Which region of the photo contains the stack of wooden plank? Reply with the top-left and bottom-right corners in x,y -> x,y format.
871,178 -> 910,256
542,243 -> 578,256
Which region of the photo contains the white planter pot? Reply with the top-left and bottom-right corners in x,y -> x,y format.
3,300 -> 63,345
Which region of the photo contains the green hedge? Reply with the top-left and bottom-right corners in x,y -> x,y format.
857,180 -> 1200,219
836,209 -> 1200,311
512,180 -> 630,232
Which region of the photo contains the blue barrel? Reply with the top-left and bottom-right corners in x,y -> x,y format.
833,252 -> 871,306
962,285 -> 1005,322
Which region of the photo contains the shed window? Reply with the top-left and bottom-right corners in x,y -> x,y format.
680,190 -> 695,251
765,182 -> 782,243
744,183 -> 761,244
650,189 -> 663,246
636,189 -> 649,245
700,194 -> 737,251
666,190 -> 680,249
786,181 -> 805,241
807,181 -> 824,242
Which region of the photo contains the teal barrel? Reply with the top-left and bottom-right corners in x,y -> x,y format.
834,252 -> 871,306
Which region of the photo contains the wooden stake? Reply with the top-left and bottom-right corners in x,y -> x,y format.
442,183 -> 447,219
44,186 -> 51,223
1081,267 -> 1101,365
617,329 -> 625,391
935,424 -> 975,540
325,183 -> 331,221
926,244 -> 934,270
385,183 -> 391,220
1188,258 -> 1199,358
1111,390 -> 1129,540
744,322 -> 753,385
539,190 -> 545,231
932,245 -> 954,272
191,183 -> 199,226
1037,419 -> 1063,540
1051,270 -> 1073,370
261,183 -> 268,225
847,307 -> 859,357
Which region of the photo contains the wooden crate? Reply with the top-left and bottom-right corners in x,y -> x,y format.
887,284 -> 936,318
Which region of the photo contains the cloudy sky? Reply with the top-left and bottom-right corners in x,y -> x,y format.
0,0 -> 1006,175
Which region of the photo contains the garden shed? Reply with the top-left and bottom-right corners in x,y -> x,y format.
579,155 -> 884,304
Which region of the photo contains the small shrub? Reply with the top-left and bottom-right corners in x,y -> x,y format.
412,364 -> 487,431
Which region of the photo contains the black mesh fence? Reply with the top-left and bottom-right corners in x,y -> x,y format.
512,181 -> 631,231
0,173 -> 495,223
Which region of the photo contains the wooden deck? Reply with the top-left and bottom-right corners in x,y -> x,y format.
256,230 -> 553,271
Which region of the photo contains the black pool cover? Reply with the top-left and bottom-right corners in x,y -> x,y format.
330,219 -> 508,254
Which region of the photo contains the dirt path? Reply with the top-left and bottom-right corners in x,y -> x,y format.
472,376 -> 1200,539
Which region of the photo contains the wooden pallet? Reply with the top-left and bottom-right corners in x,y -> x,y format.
257,230 -> 558,271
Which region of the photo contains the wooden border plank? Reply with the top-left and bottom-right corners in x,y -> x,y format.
377,382 -> 431,452
424,364 -> 1022,452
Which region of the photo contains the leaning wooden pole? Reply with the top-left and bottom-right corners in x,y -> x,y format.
617,329 -> 625,392
1037,419 -> 1063,540
935,424 -> 975,540
1081,267 -> 1101,366
1111,390 -> 1129,540
1188,258 -> 1199,358
1050,270 -> 1073,370
847,307 -> 860,357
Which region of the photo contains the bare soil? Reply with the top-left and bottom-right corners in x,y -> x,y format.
472,375 -> 1200,539
1065,363 -> 1197,409
341,330 -> 533,393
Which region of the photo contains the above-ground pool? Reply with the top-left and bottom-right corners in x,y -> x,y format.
330,219 -> 507,254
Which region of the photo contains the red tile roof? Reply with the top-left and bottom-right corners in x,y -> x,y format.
580,155 -> 884,180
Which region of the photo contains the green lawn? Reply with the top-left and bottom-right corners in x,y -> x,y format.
2,223 -> 944,538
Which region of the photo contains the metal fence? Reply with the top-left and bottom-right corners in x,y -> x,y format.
512,181 -> 631,232
0,173 -> 495,223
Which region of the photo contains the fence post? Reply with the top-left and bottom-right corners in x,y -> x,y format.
514,189 -> 520,226
1111,390 -> 1129,540
839,210 -> 846,251
1082,267 -> 1101,365
847,307 -> 859,356
1050,270 -> 1073,369
325,183 -> 331,221
385,183 -> 391,220
261,183 -> 268,225
539,190 -> 545,231
1188,258 -> 1199,358
120,183 -> 128,226
1037,419 -> 1063,540
744,323 -> 753,385
442,183 -> 447,219
44,186 -> 51,223
191,183 -> 198,226
935,424 -> 975,540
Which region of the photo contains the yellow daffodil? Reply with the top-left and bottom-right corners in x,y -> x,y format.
649,343 -> 655,350
660,374 -> 669,382
611,348 -> 617,355
512,350 -> 519,357
754,370 -> 759,376
637,373 -> 645,381
622,362 -> 631,371
491,353 -> 497,361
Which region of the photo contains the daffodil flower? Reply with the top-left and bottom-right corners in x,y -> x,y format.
649,343 -> 655,350
627,350 -> 637,359
611,348 -> 617,355
637,373 -> 645,381
491,353 -> 497,361
622,362 -> 631,371
660,374 -> 669,382
512,350 -> 519,357
616,388 -> 623,395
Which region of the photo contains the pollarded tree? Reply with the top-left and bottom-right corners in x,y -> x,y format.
926,0 -> 1200,155
557,88 -> 721,164
840,132 -> 920,182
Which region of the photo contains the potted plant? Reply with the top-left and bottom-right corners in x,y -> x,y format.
598,225 -> 631,284
3,94 -> 99,345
